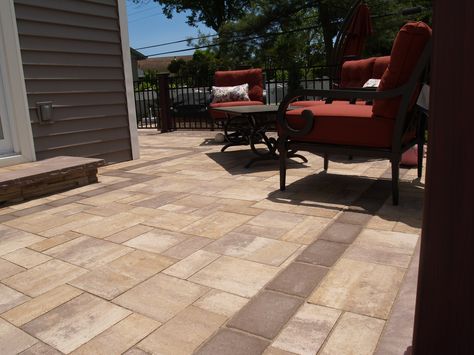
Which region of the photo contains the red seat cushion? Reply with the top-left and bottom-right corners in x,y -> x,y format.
209,101 -> 264,120
373,22 -> 432,119
284,104 -> 395,148
214,69 -> 264,102
291,100 -> 367,108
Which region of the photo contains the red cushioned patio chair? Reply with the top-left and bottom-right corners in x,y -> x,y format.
277,22 -> 432,205
208,69 -> 265,151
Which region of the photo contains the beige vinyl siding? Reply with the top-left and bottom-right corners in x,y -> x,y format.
14,0 -> 132,163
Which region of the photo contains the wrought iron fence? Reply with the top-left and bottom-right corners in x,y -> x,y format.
133,65 -> 334,130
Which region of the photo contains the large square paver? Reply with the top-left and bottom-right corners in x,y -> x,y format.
45,236 -> 132,269
22,293 -> 130,354
3,259 -> 87,297
319,312 -> 385,355
114,273 -> 208,322
309,258 -> 405,319
189,256 -> 279,297
272,303 -> 341,355
137,306 -> 226,355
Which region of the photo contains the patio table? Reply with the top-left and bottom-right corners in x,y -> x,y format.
212,104 -> 307,168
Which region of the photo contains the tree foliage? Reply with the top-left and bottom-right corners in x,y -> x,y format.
137,0 -> 432,75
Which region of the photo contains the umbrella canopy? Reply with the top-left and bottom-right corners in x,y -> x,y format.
342,3 -> 373,58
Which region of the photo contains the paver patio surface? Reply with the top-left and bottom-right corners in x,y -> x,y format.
0,130 -> 424,354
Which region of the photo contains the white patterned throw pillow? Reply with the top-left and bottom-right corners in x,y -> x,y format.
211,83 -> 250,103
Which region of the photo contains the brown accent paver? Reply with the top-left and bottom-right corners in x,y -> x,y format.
228,291 -> 303,339
319,221 -> 362,244
266,262 -> 328,297
296,239 -> 348,266
196,328 -> 270,355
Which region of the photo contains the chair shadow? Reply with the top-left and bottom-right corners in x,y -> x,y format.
267,170 -> 425,228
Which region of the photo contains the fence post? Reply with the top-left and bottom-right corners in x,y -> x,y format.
158,73 -> 172,133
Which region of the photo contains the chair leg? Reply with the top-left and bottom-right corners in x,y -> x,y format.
392,159 -> 400,205
278,138 -> 287,191
324,153 -> 329,171
417,141 -> 424,178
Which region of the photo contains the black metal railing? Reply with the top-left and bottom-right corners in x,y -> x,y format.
133,65 -> 334,130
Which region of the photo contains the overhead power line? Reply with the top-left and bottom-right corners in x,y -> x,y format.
146,24 -> 320,57
136,33 -> 219,50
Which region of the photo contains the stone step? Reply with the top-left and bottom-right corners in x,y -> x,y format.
0,156 -> 104,204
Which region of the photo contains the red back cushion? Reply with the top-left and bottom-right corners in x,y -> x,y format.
340,57 -> 375,88
372,56 -> 390,78
214,69 -> 264,102
372,22 -> 432,119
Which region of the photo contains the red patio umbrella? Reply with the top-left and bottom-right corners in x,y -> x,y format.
341,2 -> 373,59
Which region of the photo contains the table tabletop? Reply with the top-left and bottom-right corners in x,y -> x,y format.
211,104 -> 280,114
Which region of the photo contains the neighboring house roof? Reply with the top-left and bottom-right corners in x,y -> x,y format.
138,55 -> 193,72
130,48 -> 147,60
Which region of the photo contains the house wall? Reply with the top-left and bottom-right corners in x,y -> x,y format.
14,0 -> 134,163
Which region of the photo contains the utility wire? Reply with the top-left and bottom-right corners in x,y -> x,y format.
146,24 -> 320,57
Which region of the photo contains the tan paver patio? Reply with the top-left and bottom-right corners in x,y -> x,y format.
0,130 -> 424,354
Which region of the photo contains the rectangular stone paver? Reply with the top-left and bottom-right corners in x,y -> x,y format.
69,250 -> 175,299
138,306 -> 226,355
3,259 -> 87,297
27,231 -> 80,252
319,222 -> 362,244
319,312 -> 385,355
0,318 -> 38,355
22,293 -> 130,354
104,224 -> 154,243
0,258 -> 25,280
309,258 -> 405,319
272,303 -> 341,355
124,229 -> 189,254
72,212 -> 146,238
71,313 -> 159,355
282,216 -> 331,244
196,328 -> 270,355
182,211 -> 252,239
45,236 -> 132,269
0,226 -> 44,256
114,273 -> 208,322
162,236 -> 213,259
2,285 -> 83,326
194,289 -> 249,317
189,256 -> 279,297
163,250 -> 220,279
0,284 -> 29,313
228,291 -> 303,339
204,232 -> 300,266
2,248 -> 51,269
266,262 -> 328,298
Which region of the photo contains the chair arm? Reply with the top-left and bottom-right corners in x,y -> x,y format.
277,84 -> 410,137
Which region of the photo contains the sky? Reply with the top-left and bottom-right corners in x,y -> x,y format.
126,0 -> 214,58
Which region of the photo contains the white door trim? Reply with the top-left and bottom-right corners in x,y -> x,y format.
117,0 -> 140,160
0,0 -> 36,167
